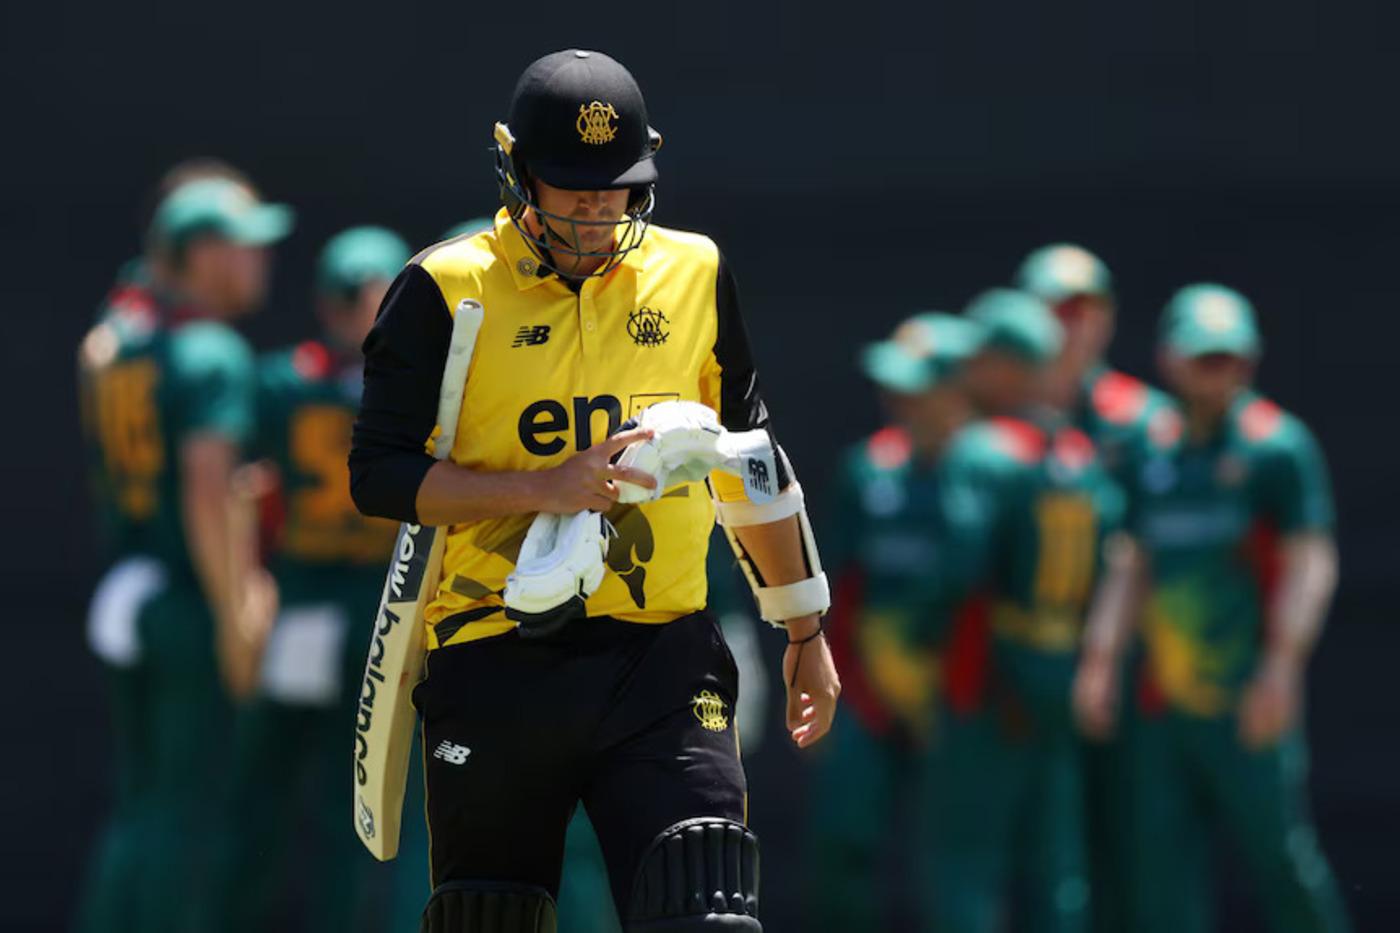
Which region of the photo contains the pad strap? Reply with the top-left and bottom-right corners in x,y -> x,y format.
753,575 -> 830,624
713,482 -> 805,528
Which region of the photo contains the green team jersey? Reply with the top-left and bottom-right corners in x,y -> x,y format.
1072,365 -> 1175,488
941,415 -> 1121,725
252,341 -> 397,603
821,427 -> 962,735
1125,391 -> 1334,718
80,281 -> 255,578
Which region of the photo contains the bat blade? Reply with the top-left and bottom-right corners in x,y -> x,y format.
352,299 -> 483,860
352,520 -> 442,859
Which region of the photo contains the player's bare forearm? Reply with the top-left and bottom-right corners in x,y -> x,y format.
730,515 -> 808,592
1074,533 -> 1146,739
181,436 -> 237,614
1265,533 -> 1339,668
1239,533 -> 1336,748
414,427 -> 655,525
181,435 -> 265,697
414,461 -> 556,526
731,516 -> 840,747
1081,532 -> 1146,663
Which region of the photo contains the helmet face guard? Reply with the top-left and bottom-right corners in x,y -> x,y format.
494,122 -> 656,279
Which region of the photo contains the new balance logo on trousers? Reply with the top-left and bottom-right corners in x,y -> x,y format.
433,741 -> 471,765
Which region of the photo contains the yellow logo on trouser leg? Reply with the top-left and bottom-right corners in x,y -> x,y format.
692,690 -> 729,732
577,101 -> 619,144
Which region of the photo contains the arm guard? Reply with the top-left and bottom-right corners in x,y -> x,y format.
711,448 -> 830,626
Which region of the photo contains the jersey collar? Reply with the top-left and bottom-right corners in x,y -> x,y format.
496,208 -> 646,291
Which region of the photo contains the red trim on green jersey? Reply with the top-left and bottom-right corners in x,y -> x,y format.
292,340 -> 334,381
990,417 -> 1046,463
866,426 -> 912,470
1053,426 -> 1097,473
1091,370 -> 1149,425
1240,398 -> 1284,442
826,567 -> 895,735
1244,519 -> 1284,648
944,593 -> 991,713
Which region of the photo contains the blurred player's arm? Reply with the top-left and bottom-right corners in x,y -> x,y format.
1239,425 -> 1339,748
174,328 -> 274,699
181,436 -> 274,698
349,266 -> 653,526
1073,532 -> 1147,740
701,253 -> 838,749
1267,533 -> 1338,665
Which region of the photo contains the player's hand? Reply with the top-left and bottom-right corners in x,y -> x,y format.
218,568 -> 278,700
782,615 -> 840,749
1238,653 -> 1302,749
1073,650 -> 1119,741
536,427 -> 657,513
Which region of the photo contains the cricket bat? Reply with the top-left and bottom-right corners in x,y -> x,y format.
353,298 -> 483,860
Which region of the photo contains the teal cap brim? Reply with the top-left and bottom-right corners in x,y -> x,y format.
224,203 -> 295,245
1167,330 -> 1260,358
861,342 -> 935,393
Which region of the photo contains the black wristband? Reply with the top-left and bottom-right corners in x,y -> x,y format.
786,619 -> 825,645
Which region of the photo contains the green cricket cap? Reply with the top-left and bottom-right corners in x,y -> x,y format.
861,312 -> 980,393
149,178 -> 294,249
1015,243 -> 1113,303
442,217 -> 496,240
317,226 -> 411,295
1160,283 -> 1261,358
965,288 -> 1063,364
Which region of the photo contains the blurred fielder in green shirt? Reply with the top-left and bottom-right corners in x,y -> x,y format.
1015,244 -> 1175,933
808,310 -> 981,930
211,225 -> 413,933
78,174 -> 292,933
929,289 -> 1120,933
1074,285 -> 1349,933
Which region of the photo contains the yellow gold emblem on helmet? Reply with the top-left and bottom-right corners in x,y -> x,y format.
577,101 -> 619,145
691,690 -> 729,732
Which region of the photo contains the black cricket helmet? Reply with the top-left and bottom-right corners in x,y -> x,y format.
494,49 -> 662,277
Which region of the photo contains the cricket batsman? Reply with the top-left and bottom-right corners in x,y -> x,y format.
212,226 -> 413,932
1014,244 -> 1174,931
77,174 -> 292,931
1074,285 -> 1350,932
930,290 -> 1119,933
349,49 -> 838,932
808,311 -> 980,931
442,216 -> 622,933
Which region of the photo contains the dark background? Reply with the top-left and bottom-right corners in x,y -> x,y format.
4,1 -> 1399,930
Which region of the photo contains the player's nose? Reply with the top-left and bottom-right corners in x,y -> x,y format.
574,190 -> 608,215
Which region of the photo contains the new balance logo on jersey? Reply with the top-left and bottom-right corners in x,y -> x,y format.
433,741 -> 472,765
512,325 -> 551,347
748,459 -> 771,496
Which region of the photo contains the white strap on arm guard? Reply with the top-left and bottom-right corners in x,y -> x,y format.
712,451 -> 830,626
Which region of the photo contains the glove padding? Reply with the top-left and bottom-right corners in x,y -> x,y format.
613,401 -> 777,505
503,511 -> 614,638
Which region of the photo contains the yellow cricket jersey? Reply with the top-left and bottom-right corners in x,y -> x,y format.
350,209 -> 779,649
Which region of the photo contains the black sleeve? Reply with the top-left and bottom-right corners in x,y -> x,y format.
348,264 -> 452,523
714,251 -> 792,489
